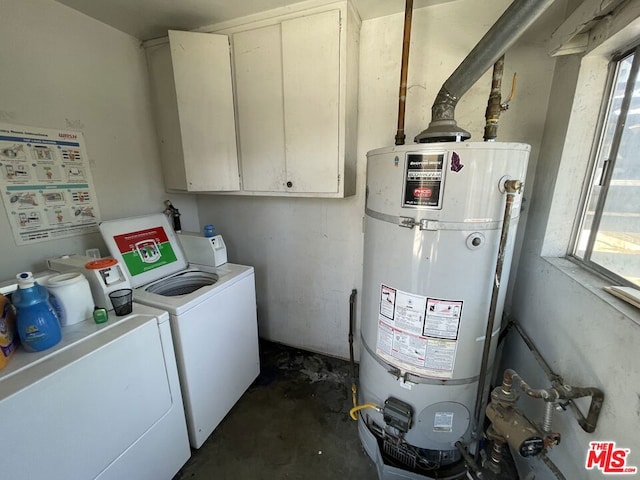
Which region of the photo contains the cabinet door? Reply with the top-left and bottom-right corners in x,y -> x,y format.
282,10 -> 341,193
146,40 -> 188,191
169,30 -> 239,191
233,25 -> 287,192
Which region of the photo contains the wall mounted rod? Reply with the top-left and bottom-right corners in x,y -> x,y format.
511,320 -> 561,383
473,179 -> 522,458
508,319 -> 604,433
502,368 -> 559,400
454,441 -> 483,479
540,453 -> 568,480
500,367 -> 604,433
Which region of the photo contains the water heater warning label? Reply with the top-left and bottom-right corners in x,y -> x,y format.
424,299 -> 462,340
402,153 -> 445,208
376,284 -> 461,379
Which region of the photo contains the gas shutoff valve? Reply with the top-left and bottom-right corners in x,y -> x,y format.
485,395 -> 546,457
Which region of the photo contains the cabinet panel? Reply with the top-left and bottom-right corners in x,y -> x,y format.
147,31 -> 239,192
282,10 -> 341,194
233,25 -> 287,192
146,42 -> 188,191
169,31 -> 239,191
216,1 -> 358,197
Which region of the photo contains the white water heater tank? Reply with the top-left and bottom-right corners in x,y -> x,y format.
359,142 -> 529,477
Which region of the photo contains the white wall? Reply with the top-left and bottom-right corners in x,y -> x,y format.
196,0 -> 564,359
0,0 -> 198,279
503,5 -> 640,478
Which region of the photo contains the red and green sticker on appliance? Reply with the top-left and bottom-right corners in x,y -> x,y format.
113,226 -> 178,276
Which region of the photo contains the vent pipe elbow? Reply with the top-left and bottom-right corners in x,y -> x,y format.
415,0 -> 556,143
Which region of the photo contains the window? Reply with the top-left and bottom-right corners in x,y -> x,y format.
573,44 -> 640,288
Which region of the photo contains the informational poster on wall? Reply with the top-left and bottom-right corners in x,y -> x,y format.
113,226 -> 178,276
376,283 -> 462,379
0,123 -> 100,245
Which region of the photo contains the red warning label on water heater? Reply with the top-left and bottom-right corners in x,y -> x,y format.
403,153 -> 445,208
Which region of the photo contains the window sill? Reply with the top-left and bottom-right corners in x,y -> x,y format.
541,256 -> 640,328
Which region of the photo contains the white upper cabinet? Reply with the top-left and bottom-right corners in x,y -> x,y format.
281,10 -> 341,194
145,2 -> 359,197
233,24 -> 287,192
146,30 -> 239,192
230,3 -> 359,197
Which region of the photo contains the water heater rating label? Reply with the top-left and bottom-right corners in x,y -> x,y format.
376,284 -> 462,379
402,153 -> 445,208
433,412 -> 454,433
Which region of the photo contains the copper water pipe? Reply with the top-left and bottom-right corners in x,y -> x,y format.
483,55 -> 505,141
472,179 -> 522,459
414,0 -> 555,143
395,0 -> 413,145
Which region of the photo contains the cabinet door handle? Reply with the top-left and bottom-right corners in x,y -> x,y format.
286,181 -> 293,188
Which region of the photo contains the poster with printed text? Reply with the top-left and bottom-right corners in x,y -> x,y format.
0,123 -> 100,245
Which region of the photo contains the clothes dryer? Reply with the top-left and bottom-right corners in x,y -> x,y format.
99,214 -> 260,449
0,303 -> 190,480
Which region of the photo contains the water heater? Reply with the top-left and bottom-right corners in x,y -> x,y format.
358,142 -> 529,479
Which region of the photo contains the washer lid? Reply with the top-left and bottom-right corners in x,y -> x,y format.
99,213 -> 188,288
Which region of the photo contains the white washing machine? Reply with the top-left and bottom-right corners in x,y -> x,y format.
99,214 -> 260,449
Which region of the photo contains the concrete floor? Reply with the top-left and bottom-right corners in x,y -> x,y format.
172,341 -> 520,480
173,341 -> 378,480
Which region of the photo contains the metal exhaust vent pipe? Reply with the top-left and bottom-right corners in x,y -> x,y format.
414,0 -> 555,143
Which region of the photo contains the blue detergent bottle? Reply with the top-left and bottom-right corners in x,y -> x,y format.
12,272 -> 62,352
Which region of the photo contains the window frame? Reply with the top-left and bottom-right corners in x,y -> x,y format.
570,43 -> 640,288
